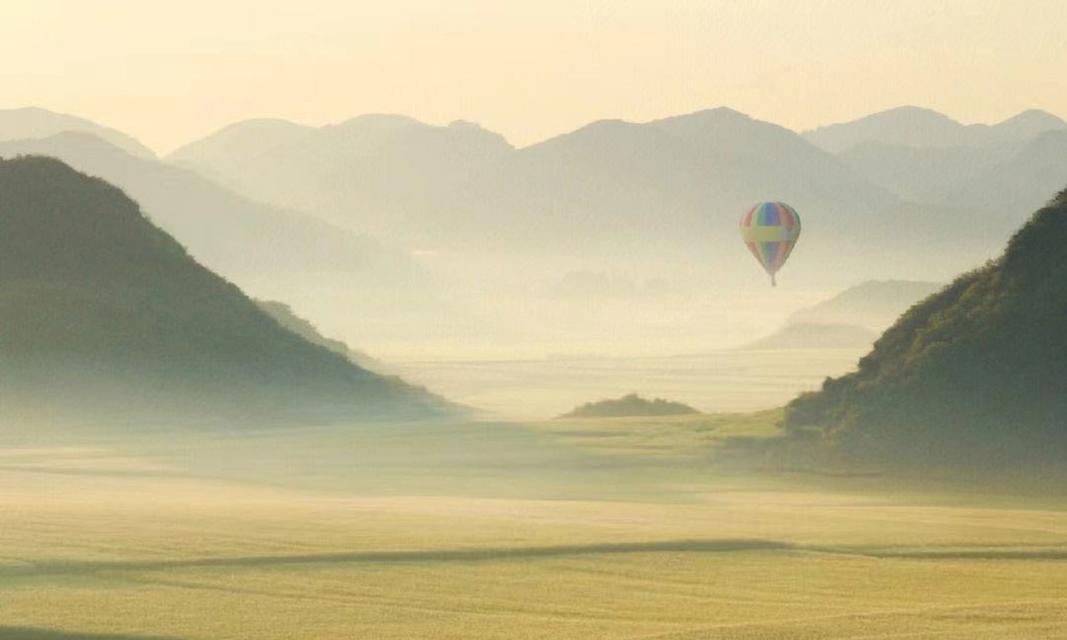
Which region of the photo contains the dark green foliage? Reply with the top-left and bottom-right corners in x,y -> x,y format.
0,156 -> 444,420
562,394 -> 700,418
785,186 -> 1067,466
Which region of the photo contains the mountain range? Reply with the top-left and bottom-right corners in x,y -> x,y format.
8,104 -> 1064,281
807,106 -> 1067,232
803,106 -> 1066,152
5,104 -> 1067,355
0,107 -> 155,158
0,130 -> 428,317
164,105 -> 1067,289
171,114 -> 512,246
169,108 -> 898,258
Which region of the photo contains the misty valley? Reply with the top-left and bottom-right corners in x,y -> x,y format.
3,19 -> 1067,637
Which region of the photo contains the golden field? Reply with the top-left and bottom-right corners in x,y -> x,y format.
1,416 -> 1066,639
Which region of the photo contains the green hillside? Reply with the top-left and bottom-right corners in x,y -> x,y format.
785,187 -> 1067,465
0,156 -> 445,421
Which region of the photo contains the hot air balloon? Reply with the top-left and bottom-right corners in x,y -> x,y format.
739,201 -> 801,286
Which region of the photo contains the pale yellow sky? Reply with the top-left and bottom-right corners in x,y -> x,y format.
2,0 -> 1065,153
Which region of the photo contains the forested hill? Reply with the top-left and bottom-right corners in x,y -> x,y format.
785,186 -> 1067,466
0,156 -> 447,422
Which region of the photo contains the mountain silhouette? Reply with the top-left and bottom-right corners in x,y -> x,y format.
169,114 -> 514,242
0,156 -> 447,422
804,106 -> 1066,152
154,105 -> 1066,289
838,127 -> 1067,219
172,108 -> 896,264
785,186 -> 1067,465
838,142 -> 1012,203
944,130 -> 1067,218
0,132 -> 426,302
0,106 -> 155,158
168,118 -> 314,185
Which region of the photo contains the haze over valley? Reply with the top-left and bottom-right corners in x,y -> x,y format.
4,104 -> 1063,372
3,3 -> 1067,637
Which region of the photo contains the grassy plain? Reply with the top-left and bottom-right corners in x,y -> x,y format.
1,415 -> 1066,639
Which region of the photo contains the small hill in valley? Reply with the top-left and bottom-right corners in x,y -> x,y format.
741,323 -> 878,351
789,280 -> 944,330
740,281 -> 940,351
561,394 -> 700,419
785,186 -> 1067,466
0,156 -> 447,422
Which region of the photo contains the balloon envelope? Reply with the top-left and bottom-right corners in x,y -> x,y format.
739,201 -> 801,285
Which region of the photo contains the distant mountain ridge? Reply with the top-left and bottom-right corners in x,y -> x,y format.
944,130 -> 1067,217
170,114 -> 515,242
168,107 -> 898,259
788,280 -> 944,330
168,118 -> 315,185
5,104 -> 1062,291
0,156 -> 447,421
804,106 -> 1067,152
165,105 -> 1067,286
0,106 -> 155,158
0,132 -> 426,301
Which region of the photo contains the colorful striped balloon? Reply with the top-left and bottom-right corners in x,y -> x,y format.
739,201 -> 802,286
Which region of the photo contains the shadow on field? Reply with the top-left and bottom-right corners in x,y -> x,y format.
0,465 -> 187,480
7,539 -> 791,577
9,540 -> 1064,582
0,628 -> 182,640
843,546 -> 1067,560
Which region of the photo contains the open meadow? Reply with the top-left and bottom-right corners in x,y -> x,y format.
2,415 -> 1066,640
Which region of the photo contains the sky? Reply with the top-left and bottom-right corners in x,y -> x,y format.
2,0 -> 1065,154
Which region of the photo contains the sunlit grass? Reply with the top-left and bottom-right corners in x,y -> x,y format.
2,417 -> 1066,639
531,409 -> 784,458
